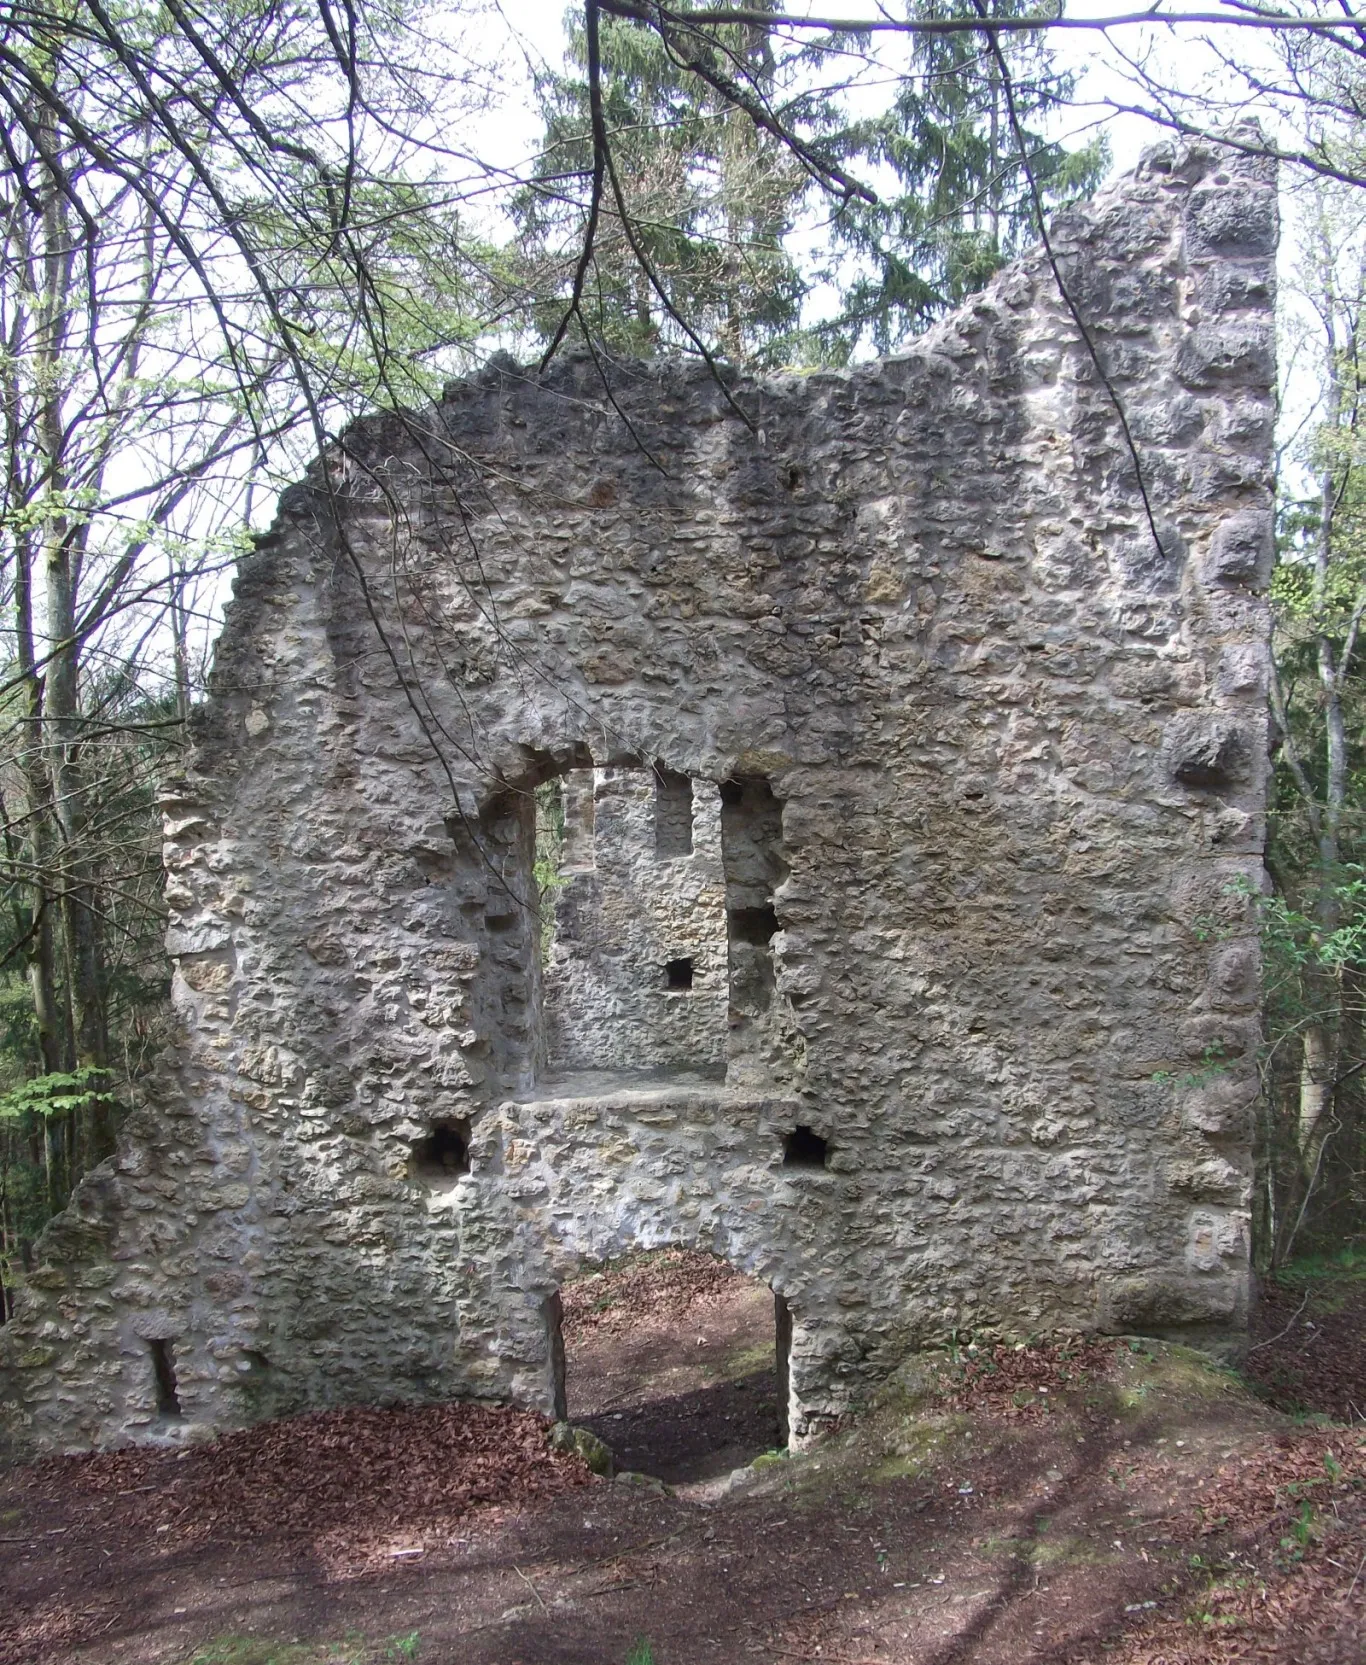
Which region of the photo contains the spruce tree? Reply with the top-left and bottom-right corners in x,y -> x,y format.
814,0 -> 1110,359
516,2 -> 817,367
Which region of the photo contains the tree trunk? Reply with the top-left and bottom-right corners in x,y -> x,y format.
34,94 -> 112,1160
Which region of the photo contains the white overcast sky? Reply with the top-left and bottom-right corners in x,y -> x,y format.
462,2 -> 1316,474
471,1 -> 1259,185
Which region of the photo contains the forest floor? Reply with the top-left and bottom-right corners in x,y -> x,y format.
1,1248 -> 1364,1665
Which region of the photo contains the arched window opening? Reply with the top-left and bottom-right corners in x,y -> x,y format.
556,1249 -> 787,1488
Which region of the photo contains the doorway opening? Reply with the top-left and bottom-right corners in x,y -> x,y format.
555,1248 -> 787,1486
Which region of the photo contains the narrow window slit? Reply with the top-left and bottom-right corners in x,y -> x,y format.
654,767 -> 694,858
782,1126 -> 829,1169
150,1338 -> 182,1418
560,768 -> 597,871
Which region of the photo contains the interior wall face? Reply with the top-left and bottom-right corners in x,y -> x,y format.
541,768 -> 730,1079
0,136 -> 1276,1457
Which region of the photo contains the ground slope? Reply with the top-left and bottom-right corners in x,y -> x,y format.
1,1257 -> 1362,1665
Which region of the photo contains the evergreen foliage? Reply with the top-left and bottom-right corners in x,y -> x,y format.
517,1 -> 1108,366
815,0 -> 1109,359
516,2 -> 817,365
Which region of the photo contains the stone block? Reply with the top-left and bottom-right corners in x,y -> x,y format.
1176,322 -> 1275,389
1204,511 -> 1273,588
1184,185 -> 1277,258
1164,715 -> 1251,788
1099,1274 -> 1243,1333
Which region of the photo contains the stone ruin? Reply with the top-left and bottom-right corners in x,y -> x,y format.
0,134 -> 1276,1457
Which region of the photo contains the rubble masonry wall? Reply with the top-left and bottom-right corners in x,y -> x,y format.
0,135 -> 1276,1456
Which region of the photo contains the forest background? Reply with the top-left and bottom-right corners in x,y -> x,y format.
0,0 -> 1362,1321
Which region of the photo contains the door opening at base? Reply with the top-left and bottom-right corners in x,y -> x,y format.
556,1248 -> 788,1487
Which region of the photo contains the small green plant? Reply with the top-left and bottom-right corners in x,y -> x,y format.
0,1066 -> 117,1123
383,1637 -> 421,1662
1151,1043 -> 1230,1091
1278,1245 -> 1366,1285
625,1641 -> 655,1665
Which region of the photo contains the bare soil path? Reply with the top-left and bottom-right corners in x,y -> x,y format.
561,1250 -> 781,1484
1,1256 -> 1363,1665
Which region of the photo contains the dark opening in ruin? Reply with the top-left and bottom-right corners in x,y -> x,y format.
654,767 -> 694,858
783,1126 -> 829,1169
543,1291 -> 568,1423
774,1291 -> 792,1446
557,1249 -> 784,1485
665,957 -> 694,990
412,1119 -> 471,1179
150,1338 -> 182,1418
720,776 -> 788,1051
729,905 -> 779,945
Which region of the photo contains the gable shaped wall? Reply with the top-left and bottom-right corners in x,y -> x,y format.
0,135 -> 1275,1455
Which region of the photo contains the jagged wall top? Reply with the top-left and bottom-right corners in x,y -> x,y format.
0,133 -> 1275,1457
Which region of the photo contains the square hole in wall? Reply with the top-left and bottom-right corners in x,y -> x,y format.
782,1126 -> 829,1168
729,905 -> 779,945
665,957 -> 694,990
412,1119 -> 471,1180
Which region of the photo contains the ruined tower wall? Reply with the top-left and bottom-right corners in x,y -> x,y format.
0,135 -> 1275,1457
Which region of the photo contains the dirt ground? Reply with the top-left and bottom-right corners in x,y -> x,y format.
1,1251 -> 1363,1665
562,1251 -> 782,1486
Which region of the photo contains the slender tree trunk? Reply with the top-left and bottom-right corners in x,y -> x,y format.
12,541 -> 68,1077
34,96 -> 111,1160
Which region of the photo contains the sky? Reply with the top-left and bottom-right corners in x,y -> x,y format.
474,1 -> 1227,184
116,2 -> 1338,676
461,2 -> 1318,471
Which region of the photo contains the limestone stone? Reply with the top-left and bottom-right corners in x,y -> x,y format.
0,135 -> 1274,1458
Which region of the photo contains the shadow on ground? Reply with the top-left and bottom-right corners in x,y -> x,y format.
3,1271 -> 1365,1665
577,1367 -> 781,1483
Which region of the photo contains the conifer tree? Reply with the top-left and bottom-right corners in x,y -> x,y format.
817,0 -> 1109,359
517,2 -> 818,366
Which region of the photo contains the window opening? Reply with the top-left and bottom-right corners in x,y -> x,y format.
412,1119 -> 471,1179
559,1249 -> 783,1485
150,1338 -> 182,1418
721,776 -> 789,1071
560,769 -> 596,872
782,1126 -> 829,1168
729,905 -> 779,945
654,767 -> 694,858
536,765 -> 727,1084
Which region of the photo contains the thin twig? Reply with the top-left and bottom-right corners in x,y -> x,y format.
1246,1290 -> 1310,1353
969,0 -> 1165,563
514,1563 -> 550,1614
